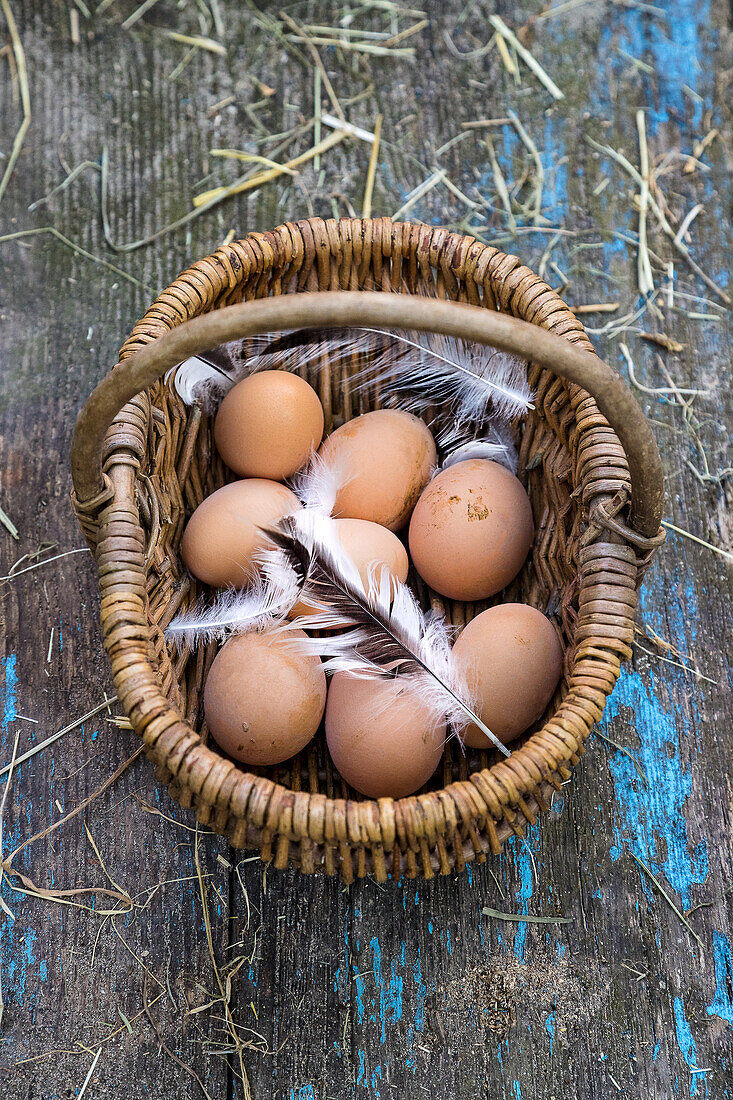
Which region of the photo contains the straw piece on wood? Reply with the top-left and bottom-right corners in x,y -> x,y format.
489,14 -> 564,100
0,0 -> 31,206
507,109 -> 544,224
391,169 -> 446,220
362,113 -> 383,218
0,697 -> 118,778
76,1048 -> 103,1100
0,506 -> 19,540
628,850 -> 704,951
159,30 -> 227,56
661,521 -> 733,564
636,110 -> 655,296
482,906 -> 572,924
193,131 -> 345,207
586,135 -> 731,305
494,31 -> 518,76
278,10 -> 345,124
484,136 -> 516,233
121,0 -> 161,29
320,113 -> 376,144
210,149 -> 298,175
0,227 -> 148,290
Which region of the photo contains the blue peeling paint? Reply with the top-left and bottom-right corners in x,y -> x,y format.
370,936 -> 403,1042
545,1011 -> 556,1052
2,654 -> 18,730
508,829 -> 539,961
706,932 -> 733,1026
289,1087 -> 315,1100
673,996 -> 708,1097
604,669 -> 708,909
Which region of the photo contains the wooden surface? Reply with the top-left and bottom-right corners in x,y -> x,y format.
1,1 -> 732,1097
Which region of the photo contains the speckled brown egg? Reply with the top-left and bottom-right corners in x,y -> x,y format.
204,628 -> 327,765
325,672 -> 445,798
452,603 -> 563,749
214,370 -> 324,480
181,478 -> 300,588
318,410 -> 437,532
290,518 -> 409,619
408,459 -> 534,601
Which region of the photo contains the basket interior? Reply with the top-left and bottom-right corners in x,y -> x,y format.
134,234 -> 590,803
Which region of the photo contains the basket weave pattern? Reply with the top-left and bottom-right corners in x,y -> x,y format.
73,217 -> 642,881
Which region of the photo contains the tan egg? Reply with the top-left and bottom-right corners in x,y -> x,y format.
325,672 -> 445,799
318,409 -> 437,532
290,518 -> 409,619
409,459 -> 533,601
204,628 -> 326,765
452,603 -> 563,749
181,478 -> 300,588
214,370 -> 324,480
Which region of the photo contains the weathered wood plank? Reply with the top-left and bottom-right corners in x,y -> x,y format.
0,1 -> 731,1098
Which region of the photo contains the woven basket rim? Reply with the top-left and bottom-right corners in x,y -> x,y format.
73,216 -> 654,880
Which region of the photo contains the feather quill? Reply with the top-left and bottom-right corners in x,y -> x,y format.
165,549 -> 304,648
264,515 -> 511,757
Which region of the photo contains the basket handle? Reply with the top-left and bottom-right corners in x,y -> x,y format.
71,291 -> 664,541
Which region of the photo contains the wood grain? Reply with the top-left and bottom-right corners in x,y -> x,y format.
1,1 -> 731,1097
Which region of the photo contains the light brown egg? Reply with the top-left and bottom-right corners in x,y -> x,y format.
325,672 -> 445,798
181,478 -> 300,588
452,603 -> 563,749
214,370 -> 324,480
204,628 -> 327,765
408,459 -> 533,601
290,518 -> 409,618
318,409 -> 437,531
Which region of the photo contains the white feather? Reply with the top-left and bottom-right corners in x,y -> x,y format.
289,449 -> 353,517
354,328 -> 534,425
165,550 -> 301,648
166,356 -> 233,411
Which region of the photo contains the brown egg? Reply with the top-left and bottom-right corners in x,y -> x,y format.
214,370 -> 324,480
181,479 -> 300,588
318,409 -> 437,532
409,459 -> 533,601
290,518 -> 409,618
204,628 -> 327,765
452,603 -> 563,749
325,672 -> 445,798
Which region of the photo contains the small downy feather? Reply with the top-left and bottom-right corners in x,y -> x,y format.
165,549 -> 304,649
264,514 -> 511,757
438,418 -> 519,474
289,448 -> 353,517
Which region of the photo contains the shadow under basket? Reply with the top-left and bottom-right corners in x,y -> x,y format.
70,217 -> 665,882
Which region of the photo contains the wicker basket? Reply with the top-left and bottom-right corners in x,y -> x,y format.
70,217 -> 665,882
